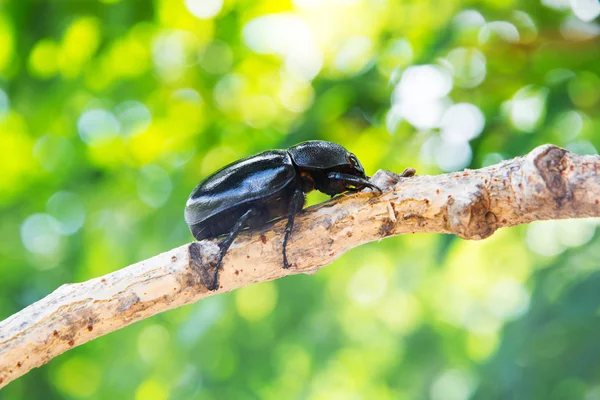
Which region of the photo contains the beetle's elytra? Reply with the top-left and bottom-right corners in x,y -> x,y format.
185,140 -> 380,290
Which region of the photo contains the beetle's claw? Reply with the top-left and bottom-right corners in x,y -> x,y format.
365,182 -> 383,193
282,252 -> 292,269
209,259 -> 221,291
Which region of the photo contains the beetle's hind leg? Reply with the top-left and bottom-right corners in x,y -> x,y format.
210,208 -> 255,291
282,189 -> 305,269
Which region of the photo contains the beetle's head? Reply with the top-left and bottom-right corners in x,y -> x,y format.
289,140 -> 374,196
345,151 -> 367,178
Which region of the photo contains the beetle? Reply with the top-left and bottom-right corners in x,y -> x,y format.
185,140 -> 381,290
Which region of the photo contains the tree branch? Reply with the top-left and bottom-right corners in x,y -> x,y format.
1,144 -> 599,388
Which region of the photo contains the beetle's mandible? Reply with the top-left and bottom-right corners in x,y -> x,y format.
184,140 -> 381,290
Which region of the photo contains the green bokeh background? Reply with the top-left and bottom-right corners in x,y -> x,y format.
1,0 -> 600,399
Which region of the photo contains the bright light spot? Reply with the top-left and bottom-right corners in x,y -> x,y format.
585,385 -> 600,400
54,356 -> 102,398
488,279 -> 530,320
392,65 -> 453,130
137,165 -> 172,208
420,136 -> 438,166
558,219 -> 597,248
115,101 -> 152,136
506,85 -> 549,132
173,88 -> 203,103
214,74 -> 245,112
542,0 -> 570,10
512,11 -> 538,43
135,380 -> 170,400
152,31 -> 198,81
242,95 -> 277,128
453,10 -> 486,28
292,0 -> 321,9
47,192 -> 86,235
566,140 -> 597,155
421,136 -> 473,172
394,65 -> 453,102
165,148 -> 196,169
243,14 -> 323,80
570,0 -> 600,22
278,80 -> 315,113
430,369 -> 476,400
546,68 -> 576,86
378,38 -> 413,76
0,13 -> 15,73
77,109 -> 120,146
184,0 -> 223,19
386,106 -> 404,134
235,281 -> 278,321
466,332 -> 500,362
479,21 -> 520,44
527,219 -> 597,257
28,39 -> 59,78
153,33 -> 185,71
178,298 -> 224,346
347,265 -> 387,305
552,110 -> 584,141
200,147 -> 238,177
526,221 -> 566,256
561,16 -> 600,40
138,324 -> 170,363
389,67 -> 403,86
440,103 -> 485,142
0,88 -> 9,117
568,71 -> 600,107
377,291 -> 422,333
58,17 -> 101,78
199,40 -> 233,74
462,305 -> 501,334
33,135 -> 74,172
21,213 -> 62,256
396,97 -> 450,130
446,47 -> 486,88
334,36 -> 373,75
436,140 -> 472,172
482,152 -> 505,167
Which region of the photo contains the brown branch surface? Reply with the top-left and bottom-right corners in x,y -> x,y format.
1,144 -> 599,388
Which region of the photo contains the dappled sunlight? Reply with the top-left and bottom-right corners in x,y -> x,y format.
20,213 -> 63,257
1,0 -> 600,398
243,14 -> 323,80
430,369 -> 477,400
526,220 -> 598,257
504,85 -> 549,133
184,0 -> 223,19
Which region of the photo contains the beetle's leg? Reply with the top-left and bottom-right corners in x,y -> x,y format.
327,172 -> 382,193
282,189 -> 305,269
211,208 -> 255,291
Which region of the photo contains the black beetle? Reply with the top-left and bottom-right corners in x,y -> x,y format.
185,140 -> 381,290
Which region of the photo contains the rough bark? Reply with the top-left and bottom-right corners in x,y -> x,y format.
1,144 -> 599,388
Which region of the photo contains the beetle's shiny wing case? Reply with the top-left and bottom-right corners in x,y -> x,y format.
185,150 -> 296,225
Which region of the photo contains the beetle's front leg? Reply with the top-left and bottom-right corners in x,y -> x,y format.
282,189 -> 305,269
327,172 -> 382,193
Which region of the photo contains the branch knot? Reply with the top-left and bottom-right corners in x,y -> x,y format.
532,145 -> 572,207
447,184 -> 497,240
